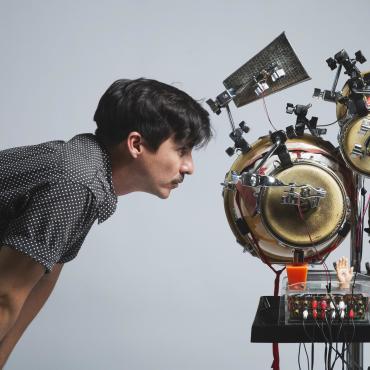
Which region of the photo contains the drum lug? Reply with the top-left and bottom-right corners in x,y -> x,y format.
345,196 -> 352,218
255,192 -> 262,214
351,144 -> 365,158
358,119 -> 370,136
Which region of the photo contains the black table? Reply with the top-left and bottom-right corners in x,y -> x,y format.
251,296 -> 370,343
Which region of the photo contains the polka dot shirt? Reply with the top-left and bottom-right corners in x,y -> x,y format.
0,134 -> 117,272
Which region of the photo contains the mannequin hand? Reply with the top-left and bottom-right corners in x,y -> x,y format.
335,256 -> 354,288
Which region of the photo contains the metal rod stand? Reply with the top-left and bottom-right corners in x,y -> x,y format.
347,174 -> 365,370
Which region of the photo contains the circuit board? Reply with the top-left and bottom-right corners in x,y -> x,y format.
287,293 -> 369,323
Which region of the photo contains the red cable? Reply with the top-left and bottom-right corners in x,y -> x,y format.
261,89 -> 278,131
297,195 -> 331,288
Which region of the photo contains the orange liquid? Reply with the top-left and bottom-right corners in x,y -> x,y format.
286,264 -> 308,289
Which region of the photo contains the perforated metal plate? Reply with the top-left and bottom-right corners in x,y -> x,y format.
223,32 -> 310,107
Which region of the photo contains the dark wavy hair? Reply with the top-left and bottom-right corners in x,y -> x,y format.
94,78 -> 212,151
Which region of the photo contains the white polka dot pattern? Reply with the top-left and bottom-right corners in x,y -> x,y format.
0,134 -> 117,272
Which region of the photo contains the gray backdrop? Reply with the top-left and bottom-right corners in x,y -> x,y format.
1,0 -> 369,369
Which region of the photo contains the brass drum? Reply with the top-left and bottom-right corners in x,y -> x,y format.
223,134 -> 355,264
336,72 -> 370,177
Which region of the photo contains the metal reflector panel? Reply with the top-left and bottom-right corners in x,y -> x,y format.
223,32 -> 310,107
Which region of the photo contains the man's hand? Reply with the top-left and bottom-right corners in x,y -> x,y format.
335,256 -> 354,289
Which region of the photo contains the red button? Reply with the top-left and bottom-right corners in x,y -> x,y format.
349,309 -> 355,319
313,309 -> 317,319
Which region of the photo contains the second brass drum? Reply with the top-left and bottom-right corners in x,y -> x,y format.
336,72 -> 370,177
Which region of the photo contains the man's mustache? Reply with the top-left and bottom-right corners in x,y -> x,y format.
172,176 -> 184,184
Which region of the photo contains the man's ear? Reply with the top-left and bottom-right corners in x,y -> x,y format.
126,132 -> 143,158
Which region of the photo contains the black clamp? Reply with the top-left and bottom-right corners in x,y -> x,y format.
226,121 -> 251,156
206,89 -> 236,115
286,103 -> 326,137
315,49 -> 368,117
327,49 -> 366,75
270,130 -> 292,168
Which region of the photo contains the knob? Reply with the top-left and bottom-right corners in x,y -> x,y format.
225,147 -> 235,156
239,121 -> 250,134
349,309 -> 355,319
355,50 -> 366,64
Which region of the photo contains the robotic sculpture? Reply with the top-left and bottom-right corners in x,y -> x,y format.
207,33 -> 370,370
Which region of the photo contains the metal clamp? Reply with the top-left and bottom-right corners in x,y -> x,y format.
221,171 -> 286,190
281,184 -> 327,209
253,63 -> 285,97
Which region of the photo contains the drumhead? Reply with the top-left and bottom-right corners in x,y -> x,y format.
259,162 -> 347,247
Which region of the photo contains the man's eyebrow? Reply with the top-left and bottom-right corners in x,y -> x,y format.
174,142 -> 190,148
178,144 -> 193,151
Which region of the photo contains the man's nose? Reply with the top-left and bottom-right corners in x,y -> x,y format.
181,154 -> 194,175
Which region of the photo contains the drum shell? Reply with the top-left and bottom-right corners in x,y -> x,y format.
223,134 -> 355,264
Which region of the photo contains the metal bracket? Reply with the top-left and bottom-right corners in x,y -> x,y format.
221,171 -> 286,190
351,144 -> 365,158
253,63 -> 286,97
281,184 -> 327,209
358,119 -> 370,136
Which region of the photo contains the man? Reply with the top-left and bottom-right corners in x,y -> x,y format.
0,78 -> 212,367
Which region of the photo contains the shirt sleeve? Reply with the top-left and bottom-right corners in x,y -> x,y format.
0,179 -> 97,272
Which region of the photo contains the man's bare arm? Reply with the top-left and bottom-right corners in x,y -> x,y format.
0,247 -> 45,343
0,262 -> 63,368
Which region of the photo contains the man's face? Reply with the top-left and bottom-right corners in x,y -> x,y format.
139,136 -> 194,199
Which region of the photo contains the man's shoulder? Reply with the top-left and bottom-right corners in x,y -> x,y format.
0,137 -> 66,194
60,134 -> 117,223
60,133 -> 106,184
0,133 -> 117,224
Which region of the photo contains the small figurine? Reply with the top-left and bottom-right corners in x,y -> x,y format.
335,256 -> 354,289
